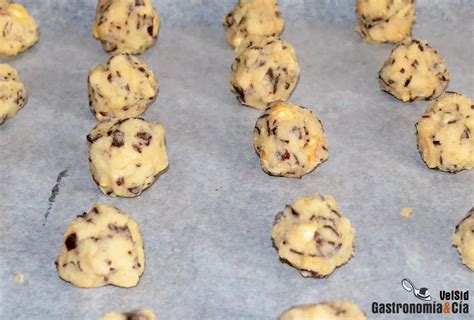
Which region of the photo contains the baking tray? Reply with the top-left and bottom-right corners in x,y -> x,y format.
0,1 -> 473,319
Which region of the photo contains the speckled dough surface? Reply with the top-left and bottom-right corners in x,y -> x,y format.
230,37 -> 299,110
279,301 -> 367,320
453,208 -> 474,271
0,63 -> 27,125
88,53 -> 158,121
379,38 -> 450,102
416,92 -> 473,172
87,117 -> 168,197
253,102 -> 328,178
272,195 -> 355,277
92,0 -> 160,55
101,309 -> 156,320
0,0 -> 39,56
56,204 -> 145,288
355,0 -> 416,44
223,0 -> 284,48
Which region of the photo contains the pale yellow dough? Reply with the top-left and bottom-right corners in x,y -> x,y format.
231,37 -> 299,110
400,207 -> 413,218
416,92 -> 473,172
453,208 -> 474,271
253,102 -> 328,178
101,309 -> 156,320
0,64 -> 27,125
379,38 -> 449,102
88,54 -> 158,121
279,301 -> 367,320
92,0 -> 160,54
87,118 -> 168,197
0,0 -> 39,56
356,0 -> 416,44
272,195 -> 355,277
223,0 -> 284,48
56,204 -> 145,288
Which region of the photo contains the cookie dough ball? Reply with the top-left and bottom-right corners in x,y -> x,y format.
223,0 -> 284,48
279,301 -> 367,320
101,309 -> 156,320
92,0 -> 160,55
0,0 -> 39,56
453,208 -> 474,271
253,102 -> 328,178
88,54 -> 158,121
272,195 -> 355,277
87,118 -> 168,197
416,92 -> 473,172
355,0 -> 415,44
56,204 -> 145,288
230,37 -> 299,109
0,64 -> 27,125
379,39 -> 450,102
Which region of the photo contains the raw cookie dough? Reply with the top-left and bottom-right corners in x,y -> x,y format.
92,0 -> 160,55
379,38 -> 450,102
279,301 -> 367,320
230,37 -> 299,109
223,0 -> 284,48
87,117 -> 168,197
453,208 -> 474,271
253,102 -> 328,178
0,0 -> 39,56
272,195 -> 355,277
355,0 -> 416,44
0,64 -> 27,125
88,53 -> 158,121
56,204 -> 145,288
416,92 -> 473,172
101,309 -> 156,320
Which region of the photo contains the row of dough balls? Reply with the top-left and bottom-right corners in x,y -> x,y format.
55,201 -> 472,316
222,0 -> 473,175
99,301 -> 367,319
0,1 -> 36,124
0,0 -> 160,56
0,0 -> 161,124
356,1 -> 473,172
223,1 -> 328,178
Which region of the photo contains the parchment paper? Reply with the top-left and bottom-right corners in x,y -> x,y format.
0,1 -> 473,319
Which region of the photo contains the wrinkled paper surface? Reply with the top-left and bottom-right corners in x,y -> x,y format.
1,1 -> 473,319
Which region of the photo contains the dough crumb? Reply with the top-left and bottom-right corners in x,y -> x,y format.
400,207 -> 413,218
15,273 -> 25,283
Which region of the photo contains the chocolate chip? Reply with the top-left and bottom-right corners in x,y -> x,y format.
281,150 -> 290,160
233,84 -> 245,103
290,249 -> 304,255
65,233 -> 77,251
147,25 -> 153,36
111,130 -> 124,147
290,207 -> 300,217
128,187 -> 141,195
135,0 -> 145,5
461,128 -> 470,139
136,131 -> 152,146
404,76 -> 412,87
108,224 -> 129,233
87,133 -> 102,143
116,177 -> 124,186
